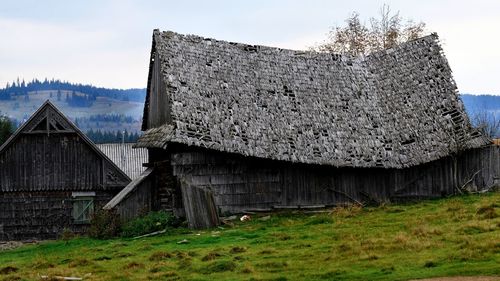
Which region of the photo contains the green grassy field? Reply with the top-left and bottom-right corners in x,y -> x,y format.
0,193 -> 499,281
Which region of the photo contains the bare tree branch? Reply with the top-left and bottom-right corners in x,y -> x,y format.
471,110 -> 500,138
313,5 -> 427,55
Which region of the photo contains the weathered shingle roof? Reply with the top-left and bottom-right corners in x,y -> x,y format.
137,30 -> 488,168
96,143 -> 148,180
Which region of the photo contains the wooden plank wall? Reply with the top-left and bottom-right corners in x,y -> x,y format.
181,183 -> 220,229
147,52 -> 171,129
115,175 -> 155,221
0,191 -> 114,240
461,146 -> 500,189
171,151 -> 281,214
0,134 -> 103,191
170,146 -> 499,214
394,146 -> 500,200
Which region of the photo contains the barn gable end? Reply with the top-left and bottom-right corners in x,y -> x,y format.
0,101 -> 130,191
0,101 -> 130,240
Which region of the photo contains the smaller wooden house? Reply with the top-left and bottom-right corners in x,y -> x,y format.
0,101 -> 130,240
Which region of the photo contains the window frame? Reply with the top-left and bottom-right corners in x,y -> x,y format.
71,192 -> 96,224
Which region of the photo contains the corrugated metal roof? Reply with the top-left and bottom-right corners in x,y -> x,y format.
96,143 -> 148,180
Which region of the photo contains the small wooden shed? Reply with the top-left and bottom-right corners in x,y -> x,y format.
0,101 -> 130,240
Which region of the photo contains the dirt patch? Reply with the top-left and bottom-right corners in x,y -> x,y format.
94,256 -> 112,261
173,250 -> 189,259
202,251 -> 222,262
68,258 -> 92,268
259,249 -> 276,255
198,261 -> 237,274
149,251 -> 173,261
270,233 -> 292,241
410,277 -> 500,281
229,246 -> 247,254
115,252 -> 134,258
0,266 -> 18,275
32,260 -> 55,269
477,204 -> 499,219
124,262 -> 144,269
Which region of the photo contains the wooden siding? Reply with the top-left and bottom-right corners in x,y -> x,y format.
169,146 -> 500,214
106,153 -> 185,220
0,101 -> 130,240
181,183 -> 220,229
0,191 -> 114,240
0,133 -> 129,191
147,51 -> 171,129
393,146 -> 500,200
114,175 -> 154,221
105,168 -> 156,221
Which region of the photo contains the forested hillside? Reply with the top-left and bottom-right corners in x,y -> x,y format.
461,94 -> 500,116
461,94 -> 500,137
0,79 -> 146,143
0,78 -> 145,102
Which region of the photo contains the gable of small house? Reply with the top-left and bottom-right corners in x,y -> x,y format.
0,101 -> 131,192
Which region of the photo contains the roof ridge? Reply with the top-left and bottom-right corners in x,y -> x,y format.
157,29 -> 437,59
139,30 -> 488,168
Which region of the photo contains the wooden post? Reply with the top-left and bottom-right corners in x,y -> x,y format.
181,183 -> 219,229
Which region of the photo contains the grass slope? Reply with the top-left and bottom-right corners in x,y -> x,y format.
0,193 -> 499,281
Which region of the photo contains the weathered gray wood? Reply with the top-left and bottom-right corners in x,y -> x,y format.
105,168 -> 154,209
0,102 -> 130,192
166,145 -> 500,214
0,191 -> 114,241
181,183 -> 219,229
0,101 -> 130,240
104,168 -> 156,221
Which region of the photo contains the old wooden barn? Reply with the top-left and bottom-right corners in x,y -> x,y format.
108,30 -> 499,228
0,101 -> 130,240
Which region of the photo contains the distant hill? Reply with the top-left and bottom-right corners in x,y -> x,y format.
0,78 -> 145,102
460,94 -> 500,116
0,79 -> 146,143
460,94 -> 500,137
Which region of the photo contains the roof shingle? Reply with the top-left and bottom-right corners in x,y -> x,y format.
137,30 -> 488,168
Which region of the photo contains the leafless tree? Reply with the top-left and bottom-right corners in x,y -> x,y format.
315,12 -> 370,56
471,110 -> 500,138
313,4 -> 426,56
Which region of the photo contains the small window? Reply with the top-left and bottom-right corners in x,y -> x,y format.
72,192 -> 95,224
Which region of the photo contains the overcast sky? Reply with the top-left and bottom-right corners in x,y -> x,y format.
0,0 -> 498,94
